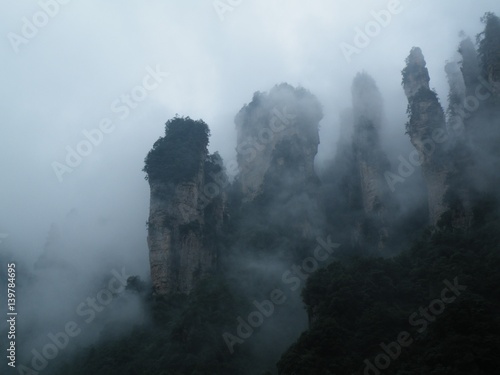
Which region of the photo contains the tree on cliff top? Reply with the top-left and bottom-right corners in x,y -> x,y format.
143,116 -> 210,183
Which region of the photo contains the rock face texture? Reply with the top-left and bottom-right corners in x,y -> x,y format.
351,73 -> 392,249
403,32 -> 500,229
402,47 -> 451,226
445,60 -> 467,137
326,73 -> 392,251
145,118 -> 226,295
235,84 -> 321,198
324,109 -> 362,246
446,36 -> 482,138
476,14 -> 500,192
234,83 -> 324,239
479,13 -> 500,92
443,40 -> 478,229
352,74 -> 386,213
459,37 -> 482,99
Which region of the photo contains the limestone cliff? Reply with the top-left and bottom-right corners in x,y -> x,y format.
234,83 -> 323,239
324,109 -> 363,246
458,37 -> 482,99
445,60 -> 467,137
235,84 -> 321,197
404,27 -> 500,229
351,73 -> 392,249
402,47 -> 450,226
443,41 -> 479,229
478,13 -> 500,92
325,73 -> 392,251
144,117 -> 226,295
475,13 -> 500,191
446,36 -> 482,137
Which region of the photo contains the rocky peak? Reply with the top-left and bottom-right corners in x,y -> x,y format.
403,48 -> 451,226
351,73 -> 388,214
324,73 -> 393,252
352,72 -> 383,130
144,117 -> 226,295
235,83 -> 322,203
445,60 -> 467,136
478,12 -> 500,90
458,36 -> 482,96
402,47 -> 431,99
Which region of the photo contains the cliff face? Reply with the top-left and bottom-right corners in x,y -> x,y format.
445,60 -> 467,137
235,84 -> 321,197
446,36 -> 483,139
443,40 -> 480,229
326,73 -> 392,251
234,83 -> 324,239
351,73 -> 392,249
325,110 -> 363,246
145,118 -> 226,295
352,74 -> 387,209
475,14 -> 500,190
402,30 -> 500,229
479,13 -> 500,92
403,48 -> 451,226
459,37 -> 482,99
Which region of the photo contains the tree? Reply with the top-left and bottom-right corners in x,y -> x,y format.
143,116 -> 211,184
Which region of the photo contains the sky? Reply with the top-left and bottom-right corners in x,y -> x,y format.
0,0 -> 499,276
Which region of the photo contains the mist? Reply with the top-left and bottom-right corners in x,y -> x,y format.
1,1 -> 499,374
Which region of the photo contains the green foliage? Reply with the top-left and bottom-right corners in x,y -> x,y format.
143,116 -> 210,184
204,151 -> 224,179
405,88 -> 445,135
277,204 -> 500,375
53,276 -> 253,375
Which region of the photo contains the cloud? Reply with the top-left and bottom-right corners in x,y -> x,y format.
0,0 -> 498,367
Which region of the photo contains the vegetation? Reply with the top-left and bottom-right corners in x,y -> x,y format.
277,200 -> 500,374
401,47 -> 430,88
49,12 -> 500,375
405,88 -> 445,135
53,194 -> 500,375
54,276 -> 253,375
143,116 -> 210,184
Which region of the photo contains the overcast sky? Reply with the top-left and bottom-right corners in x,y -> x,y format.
1,0 -> 498,273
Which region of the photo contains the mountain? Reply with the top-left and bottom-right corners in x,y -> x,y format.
144,117 -> 226,295
49,11 -> 500,375
321,72 -> 396,254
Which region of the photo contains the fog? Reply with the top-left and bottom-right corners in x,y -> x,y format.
0,0 -> 499,372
